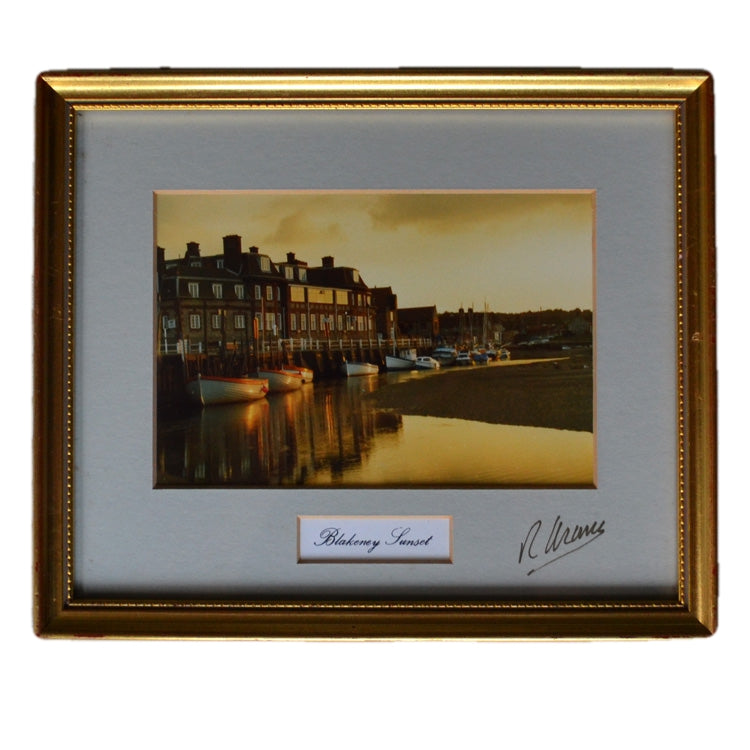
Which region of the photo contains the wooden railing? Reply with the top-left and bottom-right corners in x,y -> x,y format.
159,336 -> 433,355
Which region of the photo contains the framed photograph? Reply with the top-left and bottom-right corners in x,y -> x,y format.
34,69 -> 716,638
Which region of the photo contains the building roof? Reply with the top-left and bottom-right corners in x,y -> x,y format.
397,306 -> 438,321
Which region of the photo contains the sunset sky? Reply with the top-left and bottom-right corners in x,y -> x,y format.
155,191 -> 594,313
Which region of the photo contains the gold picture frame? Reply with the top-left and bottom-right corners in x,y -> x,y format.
34,69 -> 716,638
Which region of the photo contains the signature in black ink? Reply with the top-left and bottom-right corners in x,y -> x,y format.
518,516 -> 605,575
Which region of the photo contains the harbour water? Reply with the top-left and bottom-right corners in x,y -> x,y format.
156,370 -> 594,488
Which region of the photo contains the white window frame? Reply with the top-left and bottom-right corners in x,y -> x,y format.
187,282 -> 199,298
212,283 -> 223,299
189,314 -> 201,330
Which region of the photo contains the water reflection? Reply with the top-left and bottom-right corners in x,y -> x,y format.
156,375 -> 594,487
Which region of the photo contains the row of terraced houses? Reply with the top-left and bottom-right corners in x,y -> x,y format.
157,235 -> 438,356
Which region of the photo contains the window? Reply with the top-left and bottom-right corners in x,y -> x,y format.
260,256 -> 271,272
352,270 -> 359,282
300,314 -> 307,331
187,282 -> 199,298
276,286 -> 280,301
265,312 -> 275,333
290,313 -> 297,331
211,314 -> 222,329
266,285 -> 274,302
216,259 -> 224,269
254,285 -> 262,300
234,284 -> 244,299
285,266 -> 294,280
189,314 -> 201,330
255,312 -> 263,331
298,268 -> 307,282
310,314 -> 317,331
337,314 -> 343,331
234,315 -> 245,329
212,283 -> 223,299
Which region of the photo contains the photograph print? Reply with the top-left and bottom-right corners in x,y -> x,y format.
155,190 -> 595,488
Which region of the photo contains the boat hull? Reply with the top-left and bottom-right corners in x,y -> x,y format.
187,375 -> 269,406
385,355 -> 415,371
283,366 -> 314,383
257,369 -> 304,392
342,362 -> 379,377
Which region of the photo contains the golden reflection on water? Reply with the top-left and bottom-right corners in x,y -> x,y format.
156,377 -> 594,488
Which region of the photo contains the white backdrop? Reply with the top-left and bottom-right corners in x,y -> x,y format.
5,4 -> 741,749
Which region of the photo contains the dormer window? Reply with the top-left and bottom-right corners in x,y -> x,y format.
212,283 -> 223,299
216,259 -> 224,269
285,266 -> 294,280
187,282 -> 199,298
352,270 -> 359,283
298,268 -> 307,282
260,256 -> 271,272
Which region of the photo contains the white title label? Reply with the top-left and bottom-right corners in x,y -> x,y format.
298,516 -> 453,563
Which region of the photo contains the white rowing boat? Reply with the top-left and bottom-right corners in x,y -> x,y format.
186,374 -> 269,406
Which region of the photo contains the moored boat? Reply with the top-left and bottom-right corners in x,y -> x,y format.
342,361 -> 379,377
282,365 -> 314,383
385,355 -> 416,371
257,368 -> 304,392
432,346 -> 457,366
187,374 -> 269,406
415,356 -> 440,370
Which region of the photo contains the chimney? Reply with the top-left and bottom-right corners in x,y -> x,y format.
185,241 -> 200,258
223,234 -> 243,268
322,256 -> 334,268
249,245 -> 260,254
156,246 -> 165,265
286,252 -> 296,263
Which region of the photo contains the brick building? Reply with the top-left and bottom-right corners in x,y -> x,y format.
157,237 -> 377,355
